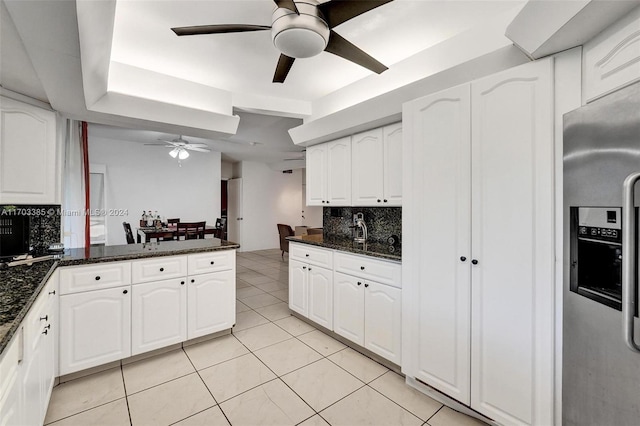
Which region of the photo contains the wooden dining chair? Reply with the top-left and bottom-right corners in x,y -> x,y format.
167,218 -> 180,226
277,224 -> 294,259
177,221 -> 206,240
122,222 -> 135,244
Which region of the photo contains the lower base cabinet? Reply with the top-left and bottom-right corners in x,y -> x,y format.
289,259 -> 333,330
187,270 -> 235,339
132,278 -> 187,356
333,272 -> 402,365
60,286 -> 132,375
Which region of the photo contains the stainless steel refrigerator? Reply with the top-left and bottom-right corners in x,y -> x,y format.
563,81 -> 640,425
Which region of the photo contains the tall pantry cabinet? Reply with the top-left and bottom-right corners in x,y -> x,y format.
402,58 -> 555,425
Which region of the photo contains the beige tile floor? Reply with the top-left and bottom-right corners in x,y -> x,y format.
44,249 -> 486,426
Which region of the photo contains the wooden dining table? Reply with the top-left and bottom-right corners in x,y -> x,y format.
136,225 -> 219,243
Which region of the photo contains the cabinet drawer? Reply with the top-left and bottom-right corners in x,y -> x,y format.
60,261 -> 131,294
132,256 -> 187,284
334,252 -> 401,288
290,243 -> 333,268
188,250 -> 235,275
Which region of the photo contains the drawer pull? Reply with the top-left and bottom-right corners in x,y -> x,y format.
210,261 -> 215,265
191,279 -> 195,283
305,254 -> 309,257
364,283 -> 369,288
95,276 -> 101,281
160,267 -> 165,272
181,281 -> 185,285
303,266 -> 307,270
308,267 -> 312,271
42,329 -> 48,335
357,281 -> 362,286
49,290 -> 56,295
40,315 -> 48,322
123,289 -> 128,294
44,324 -> 51,330
360,266 -> 365,270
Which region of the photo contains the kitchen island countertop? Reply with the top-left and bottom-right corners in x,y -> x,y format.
0,239 -> 240,356
287,234 -> 401,262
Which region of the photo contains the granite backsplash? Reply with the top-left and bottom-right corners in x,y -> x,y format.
322,207 -> 401,244
0,205 -> 62,256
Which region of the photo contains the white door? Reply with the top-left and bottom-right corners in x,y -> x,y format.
307,265 -> 333,330
333,272 -> 364,345
306,144 -> 327,206
227,178 -> 243,249
364,281 -> 402,365
187,270 -> 235,339
132,278 -> 187,355
326,137 -> 351,206
288,259 -> 308,316
60,286 -> 131,375
352,128 -> 384,206
382,123 -> 403,206
401,84 -> 472,404
470,58 -> 554,426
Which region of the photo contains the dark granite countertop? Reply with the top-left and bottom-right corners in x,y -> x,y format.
287,235 -> 401,262
0,260 -> 57,356
0,239 -> 240,356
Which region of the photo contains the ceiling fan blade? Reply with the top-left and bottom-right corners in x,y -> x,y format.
184,143 -> 209,149
274,0 -> 299,14
185,147 -> 211,153
144,143 -> 175,146
172,24 -> 271,36
325,30 -> 388,74
318,0 -> 393,28
273,54 -> 295,83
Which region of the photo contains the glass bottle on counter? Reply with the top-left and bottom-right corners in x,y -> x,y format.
147,209 -> 154,227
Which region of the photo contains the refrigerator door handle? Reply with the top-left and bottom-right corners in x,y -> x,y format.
622,172 -> 640,353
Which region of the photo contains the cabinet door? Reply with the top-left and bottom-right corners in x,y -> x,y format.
383,123 -> 403,206
132,278 -> 187,355
307,266 -> 333,330
187,270 -> 235,339
470,58 -> 554,426
0,97 -> 57,204
0,373 -> 22,426
333,272 -> 364,345
60,286 -> 132,375
352,128 -> 384,206
401,84 -> 471,404
306,144 -> 327,206
288,259 -> 308,317
326,137 -> 351,205
364,281 -> 402,365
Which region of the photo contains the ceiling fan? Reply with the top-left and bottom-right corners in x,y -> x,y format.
171,0 -> 393,83
145,135 -> 211,160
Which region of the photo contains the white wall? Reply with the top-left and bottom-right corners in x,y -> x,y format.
89,136 -> 221,245
240,161 -> 302,251
221,160 -> 233,180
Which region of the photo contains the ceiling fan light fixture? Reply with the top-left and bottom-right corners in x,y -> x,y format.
271,1 -> 329,58
178,148 -> 190,160
169,147 -> 180,158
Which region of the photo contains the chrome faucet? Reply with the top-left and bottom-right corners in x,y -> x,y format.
353,213 -> 368,243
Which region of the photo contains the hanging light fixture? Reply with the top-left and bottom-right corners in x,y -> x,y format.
169,147 -> 180,158
178,148 -> 189,160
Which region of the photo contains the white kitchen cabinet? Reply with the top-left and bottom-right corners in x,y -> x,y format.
306,137 -> 351,206
187,270 -> 235,339
333,270 -> 402,364
352,128 -> 384,206
0,333 -> 23,426
403,58 -> 554,425
289,243 -> 334,329
352,124 -> 403,206
60,286 -> 131,375
132,278 -> 187,355
333,272 -> 365,345
131,255 -> 187,284
59,261 -> 131,295
0,97 -> 58,204
583,6 -> 640,102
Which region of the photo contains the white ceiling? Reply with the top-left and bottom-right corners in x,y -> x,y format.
110,0 -> 521,103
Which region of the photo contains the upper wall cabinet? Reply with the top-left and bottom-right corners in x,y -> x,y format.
0,97 -> 58,204
583,6 -> 640,102
352,123 -> 402,207
306,137 -> 351,206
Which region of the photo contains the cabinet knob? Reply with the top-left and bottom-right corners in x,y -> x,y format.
305,254 -> 309,257
322,201 -> 325,204
160,267 -> 164,272
460,256 -> 467,262
95,276 -> 101,281
40,315 -> 48,322
191,279 -> 195,283
210,261 -> 215,265
303,266 -> 307,270
44,324 -> 51,330
181,281 -> 185,285
384,199 -> 388,203
42,329 -> 48,335
360,266 -> 365,270
364,283 -> 369,288
471,259 -> 479,265
357,281 -> 362,286
327,201 -> 330,204
308,267 -> 312,271
377,199 -> 381,203
123,289 -> 128,294
49,290 -> 56,295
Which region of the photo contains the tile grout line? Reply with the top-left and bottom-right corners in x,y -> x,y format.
119,365 -> 134,426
